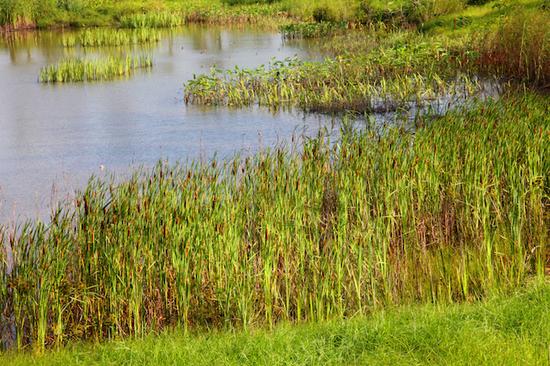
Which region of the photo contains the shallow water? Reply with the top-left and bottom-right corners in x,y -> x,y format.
0,26 -> 326,222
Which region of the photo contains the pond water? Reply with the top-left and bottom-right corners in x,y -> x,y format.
0,26 -> 327,223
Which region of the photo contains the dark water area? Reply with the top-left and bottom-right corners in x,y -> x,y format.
0,26 -> 328,223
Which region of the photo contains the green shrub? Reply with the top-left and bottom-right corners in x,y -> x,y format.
312,6 -> 334,22
355,2 -> 405,25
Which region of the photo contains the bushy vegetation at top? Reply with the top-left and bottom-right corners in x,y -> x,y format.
1,0 -> 543,30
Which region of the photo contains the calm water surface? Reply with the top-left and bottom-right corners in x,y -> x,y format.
0,26 -> 326,222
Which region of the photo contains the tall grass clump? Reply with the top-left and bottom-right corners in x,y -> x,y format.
39,55 -> 153,83
185,26 -> 488,113
0,0 -> 40,29
280,22 -> 345,39
477,10 -> 550,88
62,29 -> 161,48
355,0 -> 465,27
119,12 -> 183,28
179,1 -> 286,27
0,93 -> 547,351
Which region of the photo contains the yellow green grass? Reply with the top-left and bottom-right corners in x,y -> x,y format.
2,278 -> 549,365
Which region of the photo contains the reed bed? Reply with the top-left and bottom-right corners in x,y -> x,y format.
0,93 -> 548,350
477,10 -> 550,88
39,56 -> 153,83
62,29 -> 162,48
117,5 -> 285,29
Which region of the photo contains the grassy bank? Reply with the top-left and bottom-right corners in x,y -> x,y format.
1,93 -> 548,351
2,284 -> 549,365
0,0 -> 289,30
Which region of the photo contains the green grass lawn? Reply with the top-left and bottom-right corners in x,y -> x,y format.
3,283 -> 549,365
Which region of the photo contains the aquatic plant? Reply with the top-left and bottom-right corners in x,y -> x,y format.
184,51 -> 484,114
62,29 -> 162,48
0,93 -> 548,350
39,55 -> 153,83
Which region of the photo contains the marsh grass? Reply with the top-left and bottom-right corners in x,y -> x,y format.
0,93 -> 548,351
180,2 -> 291,28
62,29 -> 162,48
39,55 -> 153,83
477,10 -> 550,88
119,12 -> 183,29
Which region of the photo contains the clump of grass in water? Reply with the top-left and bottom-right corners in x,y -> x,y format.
0,93 -> 547,351
184,27 -> 485,113
62,29 -> 162,48
119,12 -> 183,28
184,56 -> 483,113
39,55 -> 153,83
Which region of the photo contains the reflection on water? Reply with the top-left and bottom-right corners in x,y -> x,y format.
0,26 -> 323,222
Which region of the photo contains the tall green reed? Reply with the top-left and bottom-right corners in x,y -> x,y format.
184,55 -> 483,114
0,93 -> 547,351
119,12 -> 183,29
477,10 -> 550,87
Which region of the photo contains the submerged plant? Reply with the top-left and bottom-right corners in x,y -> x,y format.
185,26 -> 486,113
